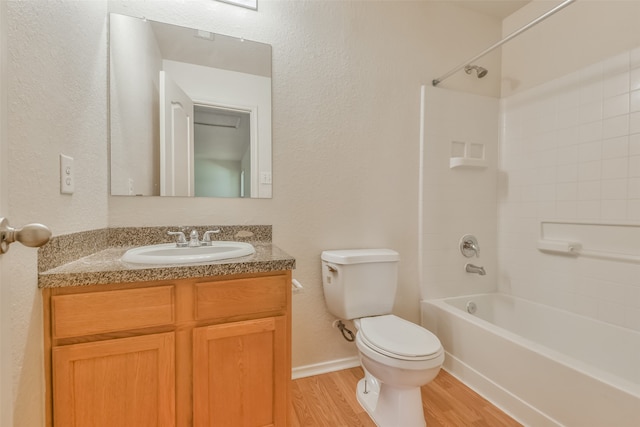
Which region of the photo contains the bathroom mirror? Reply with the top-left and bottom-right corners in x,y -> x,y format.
109,13 -> 272,198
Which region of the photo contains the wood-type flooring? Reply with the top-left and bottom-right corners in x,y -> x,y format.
290,367 -> 522,427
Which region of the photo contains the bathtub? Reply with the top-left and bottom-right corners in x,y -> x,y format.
421,293 -> 640,427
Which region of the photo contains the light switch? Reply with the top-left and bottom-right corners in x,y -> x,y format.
60,154 -> 74,194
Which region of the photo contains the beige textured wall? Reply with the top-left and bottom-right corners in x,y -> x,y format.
5,1 -> 503,424
107,0 -> 502,371
6,1 -> 108,425
0,2 -> 10,426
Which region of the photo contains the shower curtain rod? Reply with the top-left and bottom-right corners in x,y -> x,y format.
432,0 -> 577,87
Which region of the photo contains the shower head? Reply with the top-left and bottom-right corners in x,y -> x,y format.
464,65 -> 488,78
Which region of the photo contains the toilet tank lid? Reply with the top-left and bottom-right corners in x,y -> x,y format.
321,249 -> 399,264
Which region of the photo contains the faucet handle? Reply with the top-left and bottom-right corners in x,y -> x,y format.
202,229 -> 221,246
167,231 -> 187,247
460,234 -> 480,258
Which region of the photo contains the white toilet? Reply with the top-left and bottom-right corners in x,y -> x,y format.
321,249 -> 444,427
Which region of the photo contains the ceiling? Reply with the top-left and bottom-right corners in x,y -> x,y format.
452,0 -> 532,19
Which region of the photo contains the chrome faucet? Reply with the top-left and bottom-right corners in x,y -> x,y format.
168,229 -> 220,247
188,229 -> 200,247
465,263 -> 486,276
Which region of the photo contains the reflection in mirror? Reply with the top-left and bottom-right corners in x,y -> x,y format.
109,13 -> 272,198
194,105 -> 251,198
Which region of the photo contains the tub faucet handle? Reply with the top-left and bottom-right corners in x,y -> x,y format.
460,234 -> 480,258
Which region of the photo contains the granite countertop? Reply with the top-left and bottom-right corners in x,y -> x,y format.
37,226 -> 295,288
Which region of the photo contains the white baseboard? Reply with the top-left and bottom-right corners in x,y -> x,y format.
291,356 -> 361,380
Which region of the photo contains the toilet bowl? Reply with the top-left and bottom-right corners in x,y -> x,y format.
354,315 -> 444,427
320,249 -> 444,427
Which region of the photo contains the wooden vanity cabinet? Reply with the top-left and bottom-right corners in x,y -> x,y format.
43,271 -> 292,427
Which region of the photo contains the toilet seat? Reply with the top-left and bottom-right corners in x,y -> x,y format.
358,315 -> 442,361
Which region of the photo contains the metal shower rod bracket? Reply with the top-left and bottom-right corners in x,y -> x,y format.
432,0 -> 577,87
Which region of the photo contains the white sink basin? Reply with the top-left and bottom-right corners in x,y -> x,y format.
122,242 -> 255,265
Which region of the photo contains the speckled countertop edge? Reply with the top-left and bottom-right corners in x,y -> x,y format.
38,225 -> 295,288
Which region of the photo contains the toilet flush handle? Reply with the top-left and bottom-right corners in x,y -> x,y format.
326,263 -> 338,273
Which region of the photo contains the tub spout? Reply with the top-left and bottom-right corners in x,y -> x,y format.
465,263 -> 486,276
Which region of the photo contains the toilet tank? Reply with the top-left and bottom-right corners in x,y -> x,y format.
321,249 -> 400,320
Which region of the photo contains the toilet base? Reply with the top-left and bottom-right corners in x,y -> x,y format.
356,377 -> 426,427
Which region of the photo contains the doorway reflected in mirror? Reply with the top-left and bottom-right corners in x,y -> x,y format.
194,105 -> 251,198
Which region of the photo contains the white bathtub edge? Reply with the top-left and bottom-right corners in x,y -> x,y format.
443,352 -> 562,427
423,295 -> 640,426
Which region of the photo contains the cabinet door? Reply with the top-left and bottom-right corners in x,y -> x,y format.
53,333 -> 175,427
193,317 -> 287,427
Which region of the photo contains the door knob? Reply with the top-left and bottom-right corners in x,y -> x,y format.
0,217 -> 52,254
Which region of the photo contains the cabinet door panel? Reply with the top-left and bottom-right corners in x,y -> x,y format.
53,333 -> 175,427
193,317 -> 287,427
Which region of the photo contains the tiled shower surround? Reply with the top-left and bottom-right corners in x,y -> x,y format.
498,46 -> 640,333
